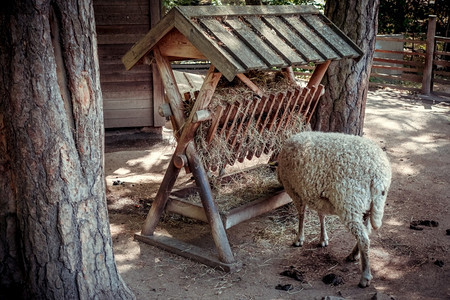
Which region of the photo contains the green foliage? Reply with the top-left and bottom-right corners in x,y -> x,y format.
378,0 -> 449,36
163,0 -> 323,11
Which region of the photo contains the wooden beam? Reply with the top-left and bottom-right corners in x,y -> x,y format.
134,233 -> 241,272
236,73 -> 263,96
153,47 -> 186,131
307,60 -> 331,88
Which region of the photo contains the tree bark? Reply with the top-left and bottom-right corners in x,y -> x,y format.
0,1 -> 134,299
312,0 -> 380,135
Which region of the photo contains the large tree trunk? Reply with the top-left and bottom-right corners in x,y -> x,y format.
0,1 -> 134,299
312,0 -> 379,135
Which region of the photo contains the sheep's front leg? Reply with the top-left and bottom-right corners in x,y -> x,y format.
293,203 -> 306,247
318,213 -> 329,247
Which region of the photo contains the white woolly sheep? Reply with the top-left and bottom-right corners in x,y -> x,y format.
277,131 -> 391,288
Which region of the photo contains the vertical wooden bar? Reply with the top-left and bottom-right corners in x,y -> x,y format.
150,0 -> 165,126
153,47 -> 186,130
422,15 -> 436,95
185,142 -> 235,264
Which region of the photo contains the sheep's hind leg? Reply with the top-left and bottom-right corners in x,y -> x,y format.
346,220 -> 372,288
293,203 -> 306,247
318,213 -> 329,247
346,243 -> 360,261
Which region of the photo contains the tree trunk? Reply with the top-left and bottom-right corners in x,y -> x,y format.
312,0 -> 380,135
0,1 -> 134,299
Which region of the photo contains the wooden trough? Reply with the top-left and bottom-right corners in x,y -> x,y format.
123,5 -> 362,271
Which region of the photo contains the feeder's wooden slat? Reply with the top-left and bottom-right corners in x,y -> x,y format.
244,16 -> 304,66
134,234 -> 240,272
274,89 -> 296,134
199,18 -> 266,70
206,105 -> 224,144
246,94 -> 270,160
259,92 -> 285,156
282,87 -> 309,131
263,16 -> 322,63
301,85 -> 318,123
228,99 -> 252,166
253,93 -> 278,158
224,18 -> 285,68
306,84 -> 324,124
185,142 -> 235,264
236,96 -> 261,163
218,104 -> 235,137
283,16 -> 339,61
224,102 -> 241,142
263,92 -> 288,154
223,190 -> 292,229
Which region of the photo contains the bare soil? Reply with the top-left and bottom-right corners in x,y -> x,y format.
106,87 -> 450,300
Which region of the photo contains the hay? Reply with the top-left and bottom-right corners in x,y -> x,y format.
189,70 -> 308,172
184,164 -> 282,214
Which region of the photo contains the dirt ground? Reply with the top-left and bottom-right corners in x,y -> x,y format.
105,87 -> 450,300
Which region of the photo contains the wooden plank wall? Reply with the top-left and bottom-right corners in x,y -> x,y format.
94,0 -> 153,128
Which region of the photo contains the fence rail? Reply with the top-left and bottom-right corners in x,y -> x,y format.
370,16 -> 449,97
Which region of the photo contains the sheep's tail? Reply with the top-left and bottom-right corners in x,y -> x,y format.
370,196 -> 386,230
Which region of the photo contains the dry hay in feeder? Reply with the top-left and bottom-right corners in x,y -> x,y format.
184,164 -> 283,214
190,70 -> 308,172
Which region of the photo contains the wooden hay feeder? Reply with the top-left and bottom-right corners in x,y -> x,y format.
122,5 -> 362,271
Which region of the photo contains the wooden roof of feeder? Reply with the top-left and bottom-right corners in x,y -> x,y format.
122,5 -> 363,81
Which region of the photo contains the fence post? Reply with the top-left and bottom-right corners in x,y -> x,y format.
422,15 -> 437,95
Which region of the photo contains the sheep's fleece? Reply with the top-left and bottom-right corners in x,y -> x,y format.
277,131 -> 391,287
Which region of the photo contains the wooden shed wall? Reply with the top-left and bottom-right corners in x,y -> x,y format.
94,0 -> 155,129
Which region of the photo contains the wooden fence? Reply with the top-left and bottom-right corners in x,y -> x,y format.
292,15 -> 449,98
370,15 -> 450,97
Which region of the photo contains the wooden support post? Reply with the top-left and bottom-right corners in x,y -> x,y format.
282,66 -> 296,83
307,60 -> 331,89
185,142 -> 235,264
422,15 -> 436,95
236,73 -> 264,96
141,158 -> 181,236
150,0 -> 165,127
153,47 -> 186,131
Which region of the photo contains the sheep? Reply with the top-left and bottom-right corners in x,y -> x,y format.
276,131 -> 391,288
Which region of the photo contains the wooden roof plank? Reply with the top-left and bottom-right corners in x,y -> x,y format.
244,16 -> 305,66
263,15 -> 323,63
282,15 -> 339,61
301,14 -> 362,58
178,5 -> 319,18
224,18 -> 285,68
199,18 -> 267,70
174,11 -> 244,81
